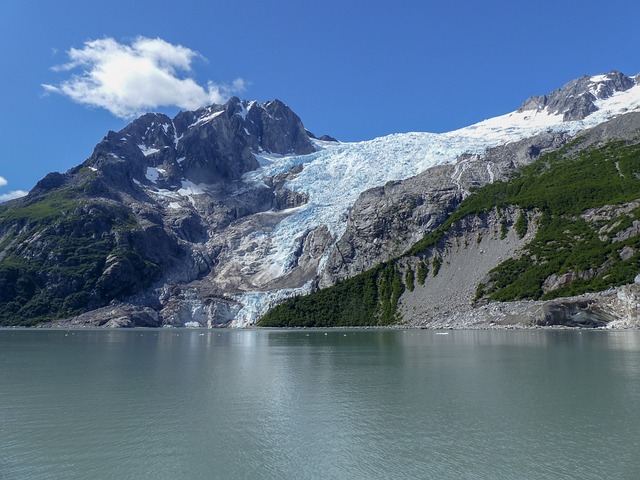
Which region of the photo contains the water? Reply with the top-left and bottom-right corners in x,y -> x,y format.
1,329 -> 639,479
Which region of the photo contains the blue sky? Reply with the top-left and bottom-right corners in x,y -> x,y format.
1,0 -> 639,201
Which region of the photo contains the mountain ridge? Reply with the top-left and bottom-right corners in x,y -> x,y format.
517,70 -> 639,121
2,70 -> 640,327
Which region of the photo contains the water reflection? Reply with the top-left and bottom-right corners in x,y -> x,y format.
2,328 -> 640,479
603,330 -> 640,350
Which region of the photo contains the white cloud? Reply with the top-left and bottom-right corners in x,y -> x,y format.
0,176 -> 28,202
42,37 -> 246,118
0,190 -> 28,203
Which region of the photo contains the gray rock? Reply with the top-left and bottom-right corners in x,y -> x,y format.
52,303 -> 162,328
539,300 -> 612,328
518,71 -> 635,121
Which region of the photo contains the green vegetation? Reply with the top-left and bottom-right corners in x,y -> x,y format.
500,219 -> 509,239
432,256 -> 442,276
0,189 -> 79,225
0,191 -> 156,326
479,209 -> 640,301
259,139 -> 640,327
405,265 -> 415,292
514,211 -> 528,238
259,261 -> 405,327
416,260 -> 429,285
471,141 -> 640,301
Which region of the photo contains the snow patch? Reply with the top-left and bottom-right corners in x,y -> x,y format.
311,138 -> 342,150
152,189 -> 180,199
139,144 -> 160,156
590,82 -> 640,120
486,163 -> 494,183
190,108 -> 224,129
145,167 -> 160,183
455,109 -> 566,143
236,101 -> 248,120
171,120 -> 182,147
251,151 -> 284,167
178,180 -> 206,196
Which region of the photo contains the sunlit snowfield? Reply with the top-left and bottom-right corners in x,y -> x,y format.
231,79 -> 640,324
2,328 -> 639,479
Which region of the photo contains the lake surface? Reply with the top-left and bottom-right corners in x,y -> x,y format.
1,328 -> 640,479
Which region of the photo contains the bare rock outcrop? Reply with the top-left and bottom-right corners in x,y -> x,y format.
518,71 -> 637,121
398,207 -> 536,326
49,303 -> 162,328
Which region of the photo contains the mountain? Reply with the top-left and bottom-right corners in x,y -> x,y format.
0,98 -> 315,326
2,71 -> 640,328
261,112 -> 640,328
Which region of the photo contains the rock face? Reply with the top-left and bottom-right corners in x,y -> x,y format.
319,167 -> 462,287
88,97 -> 314,189
397,206 -> 537,325
396,200 -> 640,330
50,303 -> 162,328
517,70 -> 638,121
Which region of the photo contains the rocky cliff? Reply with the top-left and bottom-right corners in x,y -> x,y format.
3,71 -> 640,328
517,71 -> 639,121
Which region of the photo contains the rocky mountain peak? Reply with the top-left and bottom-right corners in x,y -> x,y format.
518,70 -> 638,121
79,98 -> 316,192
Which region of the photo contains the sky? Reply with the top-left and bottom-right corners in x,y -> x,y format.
1,0 -> 639,201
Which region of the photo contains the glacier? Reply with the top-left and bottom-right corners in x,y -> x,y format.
228,78 -> 640,326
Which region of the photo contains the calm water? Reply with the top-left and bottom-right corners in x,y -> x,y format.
1,328 -> 640,479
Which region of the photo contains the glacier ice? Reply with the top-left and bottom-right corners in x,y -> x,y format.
228,81 -> 640,326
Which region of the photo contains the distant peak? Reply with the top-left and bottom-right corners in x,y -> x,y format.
518,70 -> 637,121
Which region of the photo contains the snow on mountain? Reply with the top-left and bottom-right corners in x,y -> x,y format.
230,72 -> 640,326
